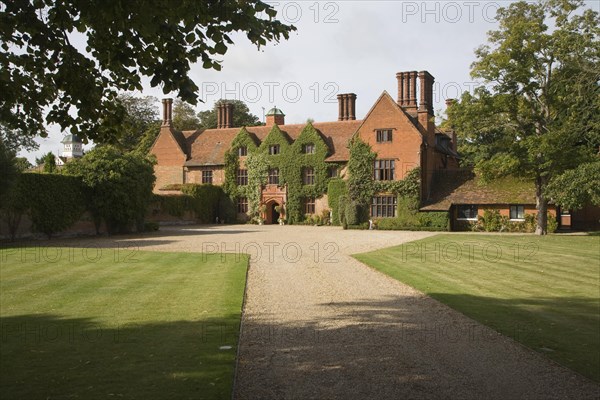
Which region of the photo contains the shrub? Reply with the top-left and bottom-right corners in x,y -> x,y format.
345,201 -> 360,226
63,146 -> 155,234
327,178 -> 347,225
181,184 -> 223,223
144,221 -> 159,232
7,173 -> 86,238
338,195 -> 349,229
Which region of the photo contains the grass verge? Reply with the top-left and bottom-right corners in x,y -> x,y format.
0,246 -> 248,399
353,234 -> 600,382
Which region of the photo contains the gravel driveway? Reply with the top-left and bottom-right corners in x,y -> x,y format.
61,225 -> 599,399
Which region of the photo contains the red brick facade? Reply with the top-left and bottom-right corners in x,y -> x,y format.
149,70 -> 597,230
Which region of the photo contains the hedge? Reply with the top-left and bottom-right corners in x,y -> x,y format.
327,178 -> 347,226
150,184 -> 237,224
1,173 -> 86,239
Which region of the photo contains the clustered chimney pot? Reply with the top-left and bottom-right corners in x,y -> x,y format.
162,98 -> 173,127
217,102 -> 234,129
337,93 -> 357,121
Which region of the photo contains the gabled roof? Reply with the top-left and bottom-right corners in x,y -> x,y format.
352,91 -> 424,141
184,120 -> 362,166
420,170 -> 537,211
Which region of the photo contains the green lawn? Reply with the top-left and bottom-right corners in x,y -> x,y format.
0,246 -> 248,399
354,234 -> 600,382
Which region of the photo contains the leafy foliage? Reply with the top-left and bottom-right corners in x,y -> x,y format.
327,178 -> 347,225
41,152 -> 57,173
14,157 -> 32,172
446,0 -> 600,234
21,173 -> 86,238
245,152 -> 269,220
63,146 -> 155,234
1,173 -> 86,239
223,127 -> 261,218
173,99 -> 201,131
347,137 -> 376,208
0,123 -> 38,153
181,184 -> 224,223
1,0 -> 295,142
374,196 -> 449,231
282,123 -> 331,223
546,161 -> 600,210
198,99 -> 262,129
468,210 -> 558,233
111,94 -> 159,151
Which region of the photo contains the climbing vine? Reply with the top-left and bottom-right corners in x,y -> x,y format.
245,152 -> 269,219
348,136 -> 431,224
281,123 -> 330,223
222,123 -> 333,223
223,128 -> 259,194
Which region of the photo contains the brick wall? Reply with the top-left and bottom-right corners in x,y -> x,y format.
357,95 -> 422,180
150,127 -> 187,192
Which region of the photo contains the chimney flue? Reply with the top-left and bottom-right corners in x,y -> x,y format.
337,94 -> 345,121
396,72 -> 405,106
162,98 -> 173,127
224,103 -> 234,128
418,71 -> 434,116
337,93 -> 357,121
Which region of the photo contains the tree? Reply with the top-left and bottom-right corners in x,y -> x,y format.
0,138 -> 18,200
63,146 -> 156,234
1,1 -> 295,143
197,99 -> 262,129
173,99 -> 201,131
41,152 -> 57,173
14,157 -> 32,172
546,161 -> 600,210
446,0 -> 600,234
0,124 -> 39,153
112,94 -> 159,151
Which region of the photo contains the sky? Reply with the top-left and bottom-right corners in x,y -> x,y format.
21,0 -> 599,162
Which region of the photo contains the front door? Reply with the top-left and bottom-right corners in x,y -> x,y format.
269,203 -> 280,224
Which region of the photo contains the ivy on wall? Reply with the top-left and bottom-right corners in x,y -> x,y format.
245,152 -> 269,219
347,137 -> 376,209
1,173 -> 86,239
281,123 -> 330,223
223,123 -> 333,224
327,178 -> 347,225
223,127 -> 259,198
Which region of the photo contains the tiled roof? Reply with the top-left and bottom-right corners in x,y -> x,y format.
420,170 -> 537,211
184,120 -> 362,166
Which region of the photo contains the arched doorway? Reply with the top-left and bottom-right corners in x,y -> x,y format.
265,201 -> 280,224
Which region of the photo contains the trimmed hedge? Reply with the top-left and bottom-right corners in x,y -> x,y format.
151,184 -> 236,224
327,178 -> 347,226
1,173 -> 86,239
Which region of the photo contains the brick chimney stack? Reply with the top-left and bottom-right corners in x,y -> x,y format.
418,71 -> 434,116
162,98 -> 173,127
396,71 -> 418,114
337,93 -> 357,121
217,102 -> 235,129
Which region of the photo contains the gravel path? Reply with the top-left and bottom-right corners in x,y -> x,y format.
57,225 -> 599,399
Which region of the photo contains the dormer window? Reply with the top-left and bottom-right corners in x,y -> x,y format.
303,143 -> 315,154
376,129 -> 393,143
238,146 -> 247,156
269,145 -> 280,155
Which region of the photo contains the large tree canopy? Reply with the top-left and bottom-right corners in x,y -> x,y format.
446,0 -> 600,234
198,99 -> 262,129
0,0 -> 295,143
